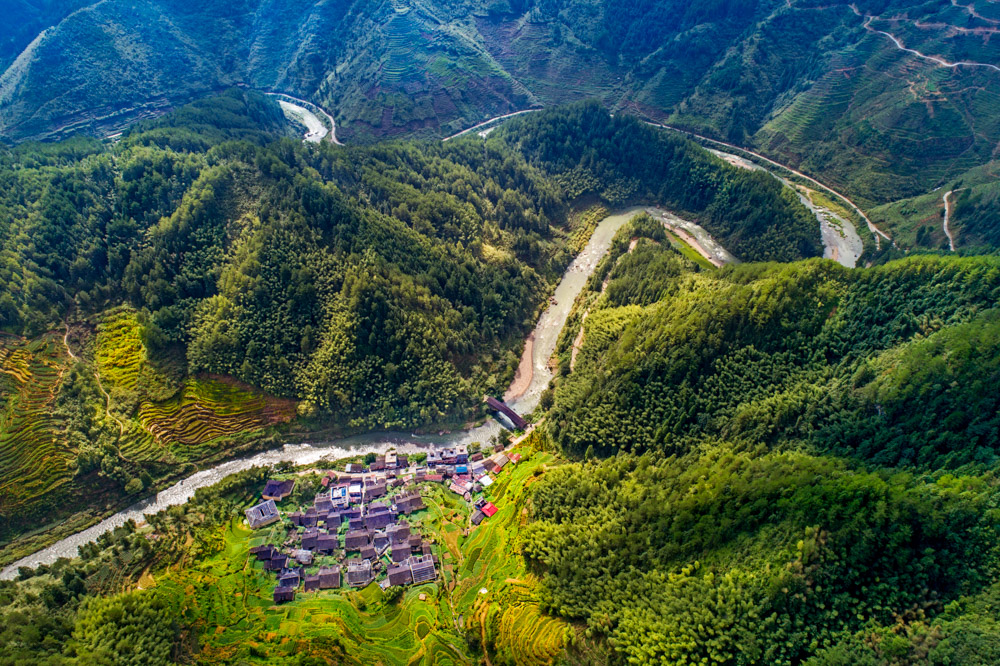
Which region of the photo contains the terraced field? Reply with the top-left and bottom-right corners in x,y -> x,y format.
1,308 -> 299,562
95,309 -> 146,392
455,446 -> 572,664
137,378 -> 295,461
149,440 -> 576,663
0,335 -> 72,517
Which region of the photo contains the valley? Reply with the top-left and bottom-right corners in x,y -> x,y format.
4,5 -> 1000,659
0,205 -> 642,579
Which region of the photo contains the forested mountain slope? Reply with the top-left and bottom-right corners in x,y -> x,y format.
552,228 -> 1000,468
529,223 -> 1000,663
0,93 -> 821,563
5,0 -> 1000,232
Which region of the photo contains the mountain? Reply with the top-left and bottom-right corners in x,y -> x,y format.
533,221 -> 1000,663
0,92 -> 821,563
5,0 -> 1000,234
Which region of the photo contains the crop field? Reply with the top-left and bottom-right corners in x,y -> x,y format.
95,309 -> 146,393
150,441 -> 577,663
137,378 -> 295,461
159,519 -> 470,665
0,334 -> 72,517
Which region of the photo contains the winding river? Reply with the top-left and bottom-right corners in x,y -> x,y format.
0,208 -> 640,579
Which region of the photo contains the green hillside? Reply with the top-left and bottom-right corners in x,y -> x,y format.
7,0 -> 1000,246
531,231 -> 1000,663
0,93 -> 821,566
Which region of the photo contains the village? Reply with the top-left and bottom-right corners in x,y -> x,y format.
244,440 -> 523,604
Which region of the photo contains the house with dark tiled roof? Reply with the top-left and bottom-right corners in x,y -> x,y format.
266,554 -> 287,571
391,547 -> 410,563
301,528 -> 320,550
273,586 -> 296,603
347,559 -> 373,588
316,534 -> 339,555
387,522 -> 410,546
360,545 -> 377,561
387,564 -> 412,586
251,545 -> 279,562
408,555 -> 436,584
365,505 -> 394,530
366,481 -> 387,499
304,575 -> 320,592
393,489 -> 425,514
345,529 -> 370,551
262,479 -> 295,501
319,567 -> 340,589
471,509 -> 485,525
278,568 -> 301,588
315,495 -> 333,514
245,499 -> 280,529
373,530 -> 390,553
293,549 -> 313,565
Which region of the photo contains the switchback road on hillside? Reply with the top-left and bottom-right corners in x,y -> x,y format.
442,109 -> 540,141
852,5 -> 1000,73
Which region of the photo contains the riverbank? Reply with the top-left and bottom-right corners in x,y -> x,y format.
0,206 -> 642,579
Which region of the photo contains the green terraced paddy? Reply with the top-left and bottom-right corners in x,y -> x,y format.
96,309 -> 146,393
0,335 -> 73,515
138,377 -> 294,460
148,443 -> 576,664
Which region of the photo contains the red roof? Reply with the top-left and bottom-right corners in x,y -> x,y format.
424,474 -> 444,482
509,453 -> 522,463
482,502 -> 497,517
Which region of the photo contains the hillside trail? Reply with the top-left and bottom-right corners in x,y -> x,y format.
852,5 -> 1000,73
942,189 -> 965,251
643,120 -> 893,249
951,0 -> 1000,26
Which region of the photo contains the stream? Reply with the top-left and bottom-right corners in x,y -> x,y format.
0,208 -> 640,579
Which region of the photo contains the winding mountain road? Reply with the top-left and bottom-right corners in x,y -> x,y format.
644,121 -> 893,249
942,189 -> 962,251
442,109 -> 540,142
852,5 -> 1000,73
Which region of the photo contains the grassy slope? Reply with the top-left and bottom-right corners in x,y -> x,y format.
0,308 -> 295,567
152,441 -> 576,665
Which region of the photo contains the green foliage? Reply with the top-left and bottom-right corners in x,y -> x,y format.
497,103 -> 822,262
70,590 -> 177,665
523,449 -> 1000,664
551,253 -> 1000,471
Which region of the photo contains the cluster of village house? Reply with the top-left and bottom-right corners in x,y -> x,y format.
244,444 -> 521,604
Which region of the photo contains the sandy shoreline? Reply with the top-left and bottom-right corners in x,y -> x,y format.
504,333 -> 534,402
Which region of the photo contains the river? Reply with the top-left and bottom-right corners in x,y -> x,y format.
0,208 -> 640,579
